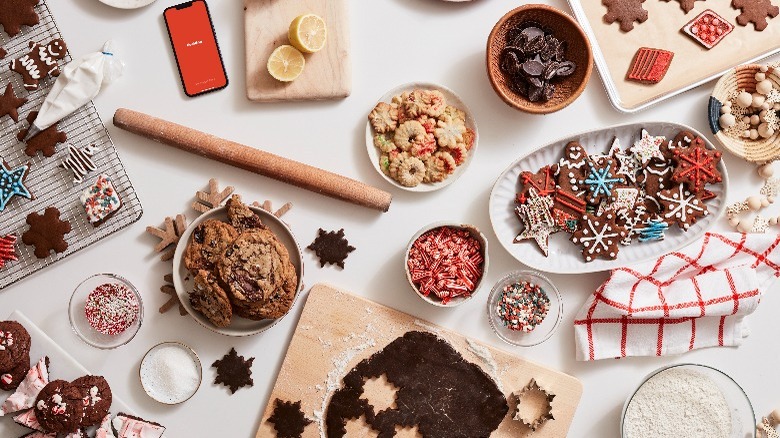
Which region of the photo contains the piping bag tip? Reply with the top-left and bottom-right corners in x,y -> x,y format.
22,124 -> 42,142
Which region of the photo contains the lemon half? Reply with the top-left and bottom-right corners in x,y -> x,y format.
267,45 -> 305,82
288,14 -> 327,54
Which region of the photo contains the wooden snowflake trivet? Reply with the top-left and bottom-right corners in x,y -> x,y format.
159,273 -> 187,316
145,214 -> 188,261
252,199 -> 293,220
192,178 -> 234,213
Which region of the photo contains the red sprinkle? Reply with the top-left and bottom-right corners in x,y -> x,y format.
407,226 -> 484,304
84,283 -> 139,336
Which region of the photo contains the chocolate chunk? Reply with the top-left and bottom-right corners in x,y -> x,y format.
325,331 -> 508,438
522,59 -> 545,76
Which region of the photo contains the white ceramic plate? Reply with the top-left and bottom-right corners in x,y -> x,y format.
489,122 -> 729,274
365,82 -> 479,192
0,311 -> 166,437
172,206 -> 304,337
98,0 -> 157,9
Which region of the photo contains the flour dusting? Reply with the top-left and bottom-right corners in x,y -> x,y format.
466,338 -> 504,393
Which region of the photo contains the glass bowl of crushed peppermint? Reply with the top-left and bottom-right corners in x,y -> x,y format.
487,270 -> 562,347
69,273 -> 143,349
405,222 -> 489,307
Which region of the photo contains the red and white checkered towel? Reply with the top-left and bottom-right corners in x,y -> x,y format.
574,233 -> 780,361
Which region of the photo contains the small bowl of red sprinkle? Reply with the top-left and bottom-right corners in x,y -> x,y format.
68,273 -> 143,349
405,222 -> 488,307
487,270 -> 562,347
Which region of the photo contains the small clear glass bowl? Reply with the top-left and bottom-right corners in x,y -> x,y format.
621,364 -> 755,438
486,270 -> 562,347
139,341 -> 202,405
68,273 -> 143,349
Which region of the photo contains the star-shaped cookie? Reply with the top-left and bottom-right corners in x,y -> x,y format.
514,188 -> 559,256
630,129 -> 665,164
0,160 -> 31,211
0,83 -> 26,122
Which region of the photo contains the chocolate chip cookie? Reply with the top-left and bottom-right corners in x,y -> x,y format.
225,194 -> 265,232
34,380 -> 84,434
71,375 -> 112,428
0,320 -> 31,372
218,229 -> 297,319
190,270 -> 233,328
184,219 -> 238,274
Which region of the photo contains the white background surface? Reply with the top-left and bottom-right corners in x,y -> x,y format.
2,0 -> 779,437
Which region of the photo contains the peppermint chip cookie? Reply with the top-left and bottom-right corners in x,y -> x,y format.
71,375 -> 112,428
1,356 -> 30,391
184,219 -> 238,274
34,380 -> 84,434
0,320 -> 31,372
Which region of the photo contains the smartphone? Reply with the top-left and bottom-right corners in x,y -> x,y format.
163,0 -> 228,97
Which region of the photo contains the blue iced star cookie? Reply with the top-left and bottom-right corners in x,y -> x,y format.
0,161 -> 31,211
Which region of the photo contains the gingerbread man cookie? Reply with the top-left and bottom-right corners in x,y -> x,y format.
10,38 -> 67,91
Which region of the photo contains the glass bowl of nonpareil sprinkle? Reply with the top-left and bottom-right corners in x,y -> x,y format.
486,270 -> 562,347
69,273 -> 143,349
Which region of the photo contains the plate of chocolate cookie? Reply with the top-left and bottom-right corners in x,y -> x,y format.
489,122 -> 728,274
172,195 -> 304,336
365,82 -> 479,192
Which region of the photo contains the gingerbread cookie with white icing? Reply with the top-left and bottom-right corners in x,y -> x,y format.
10,39 -> 67,91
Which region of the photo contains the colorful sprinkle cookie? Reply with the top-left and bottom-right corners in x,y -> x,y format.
80,174 -> 122,226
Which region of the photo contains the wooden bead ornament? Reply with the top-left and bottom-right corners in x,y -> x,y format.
726,163 -> 780,233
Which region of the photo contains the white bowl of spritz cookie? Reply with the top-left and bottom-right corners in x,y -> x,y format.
366,82 -> 479,192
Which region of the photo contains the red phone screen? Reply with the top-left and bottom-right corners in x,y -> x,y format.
164,1 -> 227,97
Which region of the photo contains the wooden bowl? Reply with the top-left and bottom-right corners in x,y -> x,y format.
486,4 -> 593,114
708,63 -> 780,164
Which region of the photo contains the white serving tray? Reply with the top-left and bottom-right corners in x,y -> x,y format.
0,311 -> 162,437
489,122 -> 728,274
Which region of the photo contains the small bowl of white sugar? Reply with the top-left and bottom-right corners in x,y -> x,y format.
139,341 -> 202,405
621,363 -> 754,438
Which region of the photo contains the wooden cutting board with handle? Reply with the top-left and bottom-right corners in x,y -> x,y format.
244,0 -> 351,102
256,284 -> 582,437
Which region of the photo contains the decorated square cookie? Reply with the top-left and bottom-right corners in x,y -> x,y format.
80,174 -> 121,226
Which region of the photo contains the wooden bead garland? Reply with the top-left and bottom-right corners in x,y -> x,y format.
726,163 -> 780,233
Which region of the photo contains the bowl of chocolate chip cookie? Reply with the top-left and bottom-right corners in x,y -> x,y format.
172,194 -> 304,336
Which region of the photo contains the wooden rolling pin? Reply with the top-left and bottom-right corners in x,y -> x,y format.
113,108 -> 392,212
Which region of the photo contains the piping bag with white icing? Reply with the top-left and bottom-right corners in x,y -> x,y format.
23,40 -> 124,141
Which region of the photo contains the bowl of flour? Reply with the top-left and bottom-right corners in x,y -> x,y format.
621,364 -> 754,438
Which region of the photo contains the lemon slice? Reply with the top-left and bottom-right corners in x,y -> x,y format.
288,14 -> 327,54
267,45 -> 305,82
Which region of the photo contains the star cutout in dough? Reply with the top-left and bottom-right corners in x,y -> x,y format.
630,129 -> 666,164
0,83 -> 26,122
0,161 -> 31,211
514,188 -> 559,256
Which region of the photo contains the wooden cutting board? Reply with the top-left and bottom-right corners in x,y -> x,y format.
256,284 -> 582,437
244,0 -> 351,102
